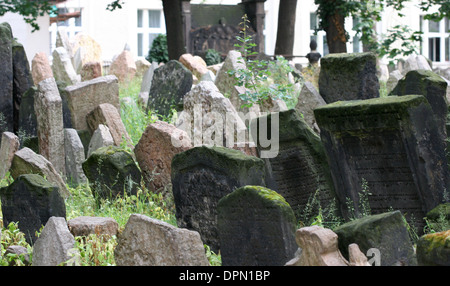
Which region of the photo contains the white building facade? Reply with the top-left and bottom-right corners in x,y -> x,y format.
0,0 -> 448,67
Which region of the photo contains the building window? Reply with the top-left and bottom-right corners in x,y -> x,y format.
137,9 -> 166,58
420,16 -> 450,63
49,7 -> 83,54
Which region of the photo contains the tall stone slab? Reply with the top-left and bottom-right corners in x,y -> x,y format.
35,77 -> 66,177
294,81 -> 326,134
0,132 -> 20,179
114,214 -> 209,266
31,52 -> 53,85
318,52 -> 380,103
109,50 -> 136,83
0,174 -> 66,245
390,69 -> 449,143
0,23 -> 14,135
171,145 -> 266,253
65,75 -> 120,130
134,121 -> 192,193
217,186 -> 297,266
64,128 -> 87,187
251,109 -> 339,220
18,87 -> 38,137
52,46 -> 80,85
138,61 -> 158,107
314,95 -> 450,231
147,60 -> 193,117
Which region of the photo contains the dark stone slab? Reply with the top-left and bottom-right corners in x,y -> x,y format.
0,22 -> 14,134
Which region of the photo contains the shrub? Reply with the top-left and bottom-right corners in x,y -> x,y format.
204,49 -> 222,66
146,34 -> 169,64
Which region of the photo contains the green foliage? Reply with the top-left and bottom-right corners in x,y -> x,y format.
73,234 -> 117,266
204,245 -> 221,266
204,49 -> 222,66
0,0 -> 56,32
0,222 -> 33,266
298,189 -> 343,230
146,34 -> 169,64
227,14 -> 295,108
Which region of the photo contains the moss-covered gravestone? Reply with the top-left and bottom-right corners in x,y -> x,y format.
390,69 -> 449,144
314,95 -> 450,231
171,145 -> 266,253
0,174 -> 66,245
0,22 -> 14,135
217,185 -> 297,266
147,60 -> 193,117
416,229 -> 450,266
334,211 -> 417,266
250,109 -> 339,220
82,146 -> 142,202
318,52 -> 380,103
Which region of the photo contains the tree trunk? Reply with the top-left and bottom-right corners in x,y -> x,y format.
162,0 -> 186,60
325,11 -> 347,53
274,0 -> 297,59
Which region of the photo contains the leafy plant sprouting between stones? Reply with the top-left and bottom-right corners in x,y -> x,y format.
227,14 -> 296,108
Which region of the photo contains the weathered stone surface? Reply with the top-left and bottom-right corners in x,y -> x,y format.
138,62 -> 159,107
0,174 -> 66,245
4,245 -> 30,266
251,109 -> 338,220
334,211 -> 417,266
0,132 -> 19,179
87,124 -> 115,157
217,185 -> 297,266
114,214 -> 209,266
294,81 -> 326,133
135,58 -> 151,77
171,145 -> 266,252
35,77 -> 66,177
10,147 -> 69,198
318,52 -> 380,103
67,216 -> 119,237
390,69 -> 449,143
179,53 -> 209,79
416,230 -> 450,266
32,216 -> 78,266
80,61 -> 102,81
31,52 -> 53,85
82,146 -> 142,202
86,103 -> 132,148
147,60 -> 193,117
314,95 -> 450,230
65,75 -> 120,130
0,22 -> 14,135
134,121 -> 192,193
18,87 -> 38,137
52,46 -> 80,85
71,33 -> 102,74
179,81 -> 248,149
109,50 -> 136,83
401,54 -> 432,75
386,69 -> 404,94
12,39 -> 34,134
64,128 -> 87,187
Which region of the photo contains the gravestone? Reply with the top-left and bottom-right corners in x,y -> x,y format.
390,69 -> 449,143
82,146 -> 142,202
34,77 -> 66,177
0,132 -> 19,179
32,216 -> 78,266
87,124 -> 115,157
179,53 -> 208,80
386,70 -> 403,94
134,121 -> 192,193
65,75 -> 120,130
52,46 -> 80,85
318,52 -> 380,103
217,185 -> 297,266
171,145 -> 266,252
67,216 -> 119,237
138,61 -> 158,107
0,23 -> 14,135
416,230 -> 450,266
147,60 -> 193,117
250,109 -> 338,220
71,33 -> 103,74
31,52 -> 53,85
12,39 -> 34,134
64,128 -> 87,187
114,214 -> 209,266
18,87 -> 38,138
109,50 -> 136,83
135,58 -> 151,77
334,211 -> 417,266
10,147 -> 70,198
0,174 -> 66,245
80,61 -> 102,81
314,95 -> 450,230
294,81 -> 326,134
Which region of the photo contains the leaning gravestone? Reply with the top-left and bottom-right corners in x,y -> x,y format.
0,174 -> 66,245
0,132 -> 19,179
65,75 -> 120,131
64,128 -> 87,187
318,52 -> 380,103
35,77 -> 66,177
334,211 -> 417,266
251,109 -> 339,220
314,95 -> 450,231
114,214 -> 209,266
0,23 -> 14,135
295,81 -> 326,134
82,146 -> 142,202
52,46 -> 80,85
171,145 -> 266,252
138,61 -> 158,107
390,69 -> 449,143
217,185 -> 297,266
86,124 -> 114,157
147,60 -> 193,117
